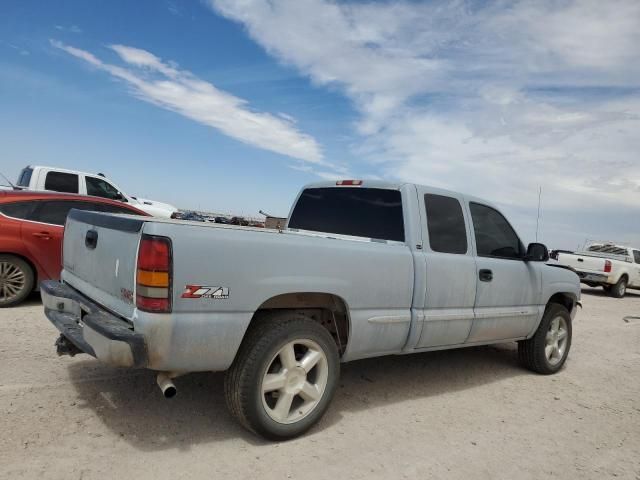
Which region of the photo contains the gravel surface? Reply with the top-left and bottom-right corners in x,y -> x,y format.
1,287 -> 639,480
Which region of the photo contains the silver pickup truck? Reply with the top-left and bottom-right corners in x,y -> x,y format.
41,181 -> 581,439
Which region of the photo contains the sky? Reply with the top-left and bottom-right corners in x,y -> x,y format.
1,0 -> 638,250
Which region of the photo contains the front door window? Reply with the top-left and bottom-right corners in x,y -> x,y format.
86,177 -> 124,201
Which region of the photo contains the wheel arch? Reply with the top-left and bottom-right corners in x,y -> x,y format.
246,292 -> 351,357
545,292 -> 576,314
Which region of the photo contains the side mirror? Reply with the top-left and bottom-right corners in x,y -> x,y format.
525,242 -> 549,262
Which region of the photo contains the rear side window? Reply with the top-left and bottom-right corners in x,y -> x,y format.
424,194 -> 467,254
633,250 -> 640,264
17,168 -> 33,187
288,187 -> 405,242
32,201 -> 99,226
86,177 -> 123,201
470,203 -> 523,259
0,201 -> 37,220
44,172 -> 78,194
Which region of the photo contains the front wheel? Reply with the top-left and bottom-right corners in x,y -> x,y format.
225,313 -> 340,440
518,304 -> 572,374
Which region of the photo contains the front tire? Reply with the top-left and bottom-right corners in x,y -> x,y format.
609,277 -> 627,298
518,304 -> 572,374
0,255 -> 34,308
225,313 -> 340,440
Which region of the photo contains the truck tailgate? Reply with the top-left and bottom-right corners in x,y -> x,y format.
62,210 -> 145,320
557,252 -> 605,273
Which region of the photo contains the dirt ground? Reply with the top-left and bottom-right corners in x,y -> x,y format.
1,287 -> 639,480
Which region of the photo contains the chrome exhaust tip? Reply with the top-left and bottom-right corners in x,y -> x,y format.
156,373 -> 177,399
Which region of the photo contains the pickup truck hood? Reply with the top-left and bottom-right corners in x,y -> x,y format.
542,262 -> 581,304
545,263 -> 577,273
129,196 -> 177,218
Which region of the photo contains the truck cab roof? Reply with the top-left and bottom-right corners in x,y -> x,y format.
25,165 -> 110,179
302,180 -> 501,211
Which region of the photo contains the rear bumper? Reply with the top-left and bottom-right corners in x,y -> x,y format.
575,271 -> 609,284
41,280 -> 147,368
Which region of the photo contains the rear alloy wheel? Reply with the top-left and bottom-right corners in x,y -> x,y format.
261,339 -> 329,424
0,255 -> 34,307
609,277 -> 627,298
225,313 -> 339,440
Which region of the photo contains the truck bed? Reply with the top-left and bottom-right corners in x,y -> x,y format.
61,209 -> 415,369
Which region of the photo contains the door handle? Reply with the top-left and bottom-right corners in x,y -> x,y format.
479,269 -> 493,282
32,232 -> 51,240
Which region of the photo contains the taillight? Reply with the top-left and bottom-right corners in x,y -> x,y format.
604,260 -> 612,273
136,235 -> 172,313
336,180 -> 363,186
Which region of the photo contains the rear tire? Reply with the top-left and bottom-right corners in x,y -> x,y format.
518,304 -> 572,374
225,312 -> 340,440
609,277 -> 627,298
0,255 -> 34,308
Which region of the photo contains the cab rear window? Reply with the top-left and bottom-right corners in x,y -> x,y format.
288,187 -> 405,242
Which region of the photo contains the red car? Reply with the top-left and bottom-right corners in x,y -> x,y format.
0,190 -> 148,307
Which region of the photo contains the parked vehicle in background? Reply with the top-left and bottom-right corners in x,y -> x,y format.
214,216 -> 231,224
555,243 -> 640,298
230,216 -> 249,226
0,190 -> 147,307
42,180 -> 580,440
14,166 -> 178,218
178,211 -> 206,222
549,249 -> 574,261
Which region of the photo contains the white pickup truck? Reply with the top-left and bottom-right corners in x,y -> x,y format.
554,243 -> 640,298
14,166 -> 177,218
41,180 -> 581,439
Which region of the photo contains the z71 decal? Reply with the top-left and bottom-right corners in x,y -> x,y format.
181,285 -> 229,299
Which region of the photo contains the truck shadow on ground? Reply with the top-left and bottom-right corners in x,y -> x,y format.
580,286 -> 640,298
67,342 -> 526,450
12,291 -> 42,308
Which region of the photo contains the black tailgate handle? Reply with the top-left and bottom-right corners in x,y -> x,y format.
85,229 -> 98,249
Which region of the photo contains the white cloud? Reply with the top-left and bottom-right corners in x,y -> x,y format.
209,0 -> 640,247
7,43 -> 30,56
288,161 -> 352,181
55,25 -> 83,34
503,0 -> 640,70
51,40 -> 324,164
165,1 -> 181,17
